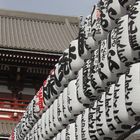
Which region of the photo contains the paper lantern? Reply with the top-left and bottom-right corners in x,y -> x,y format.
65,123 -> 76,140
96,92 -> 112,139
43,76 -> 53,107
108,0 -> 136,20
53,99 -> 64,131
48,71 -> 59,101
88,101 -> 100,139
49,105 -> 58,136
113,74 -> 131,134
63,49 -> 76,81
81,108 -> 91,140
69,39 -> 85,72
36,119 -> 44,140
116,15 -> 134,65
27,128 -> 34,140
56,132 -> 61,140
33,123 -> 38,140
60,129 -> 66,140
45,109 -> 54,139
76,64 -> 94,106
43,71 -> 59,107
67,80 -> 86,117
107,0 -> 127,20
105,84 -> 118,137
90,49 -> 106,94
107,28 -> 127,76
125,63 -> 140,123
128,0 -> 140,62
41,113 -> 48,139
78,15 -> 97,60
62,87 -> 75,123
53,63 -> 64,93
75,114 -> 82,140
24,133 -> 29,140
54,56 -> 68,92
58,55 -> 68,86
99,0 -> 116,32
60,89 -> 73,125
120,0 -> 136,8
15,123 -> 25,140
91,5 -> 107,41
98,40 -> 116,87
57,93 -> 68,127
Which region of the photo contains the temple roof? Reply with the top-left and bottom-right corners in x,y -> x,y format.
0,9 -> 79,54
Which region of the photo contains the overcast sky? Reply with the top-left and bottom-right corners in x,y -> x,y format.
0,0 -> 98,17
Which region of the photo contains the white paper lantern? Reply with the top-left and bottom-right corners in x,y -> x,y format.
28,128 -> 34,140
108,0 -> 136,20
116,15 -> 134,65
98,40 -> 116,87
47,71 -> 59,102
41,113 -> 48,139
37,119 -> 44,140
65,123 -> 76,140
20,113 -> 32,138
15,123 -> 24,140
49,105 -> 58,136
107,0 -> 127,20
53,63 -> 64,93
105,84 -> 118,137
125,63 -> 140,123
57,93 -> 68,127
24,133 -> 29,140
91,5 -> 108,41
96,92 -> 112,139
54,62 -> 67,93
56,132 -> 61,140
43,76 -> 54,107
81,108 -> 91,140
90,49 -> 106,94
107,28 -> 127,76
45,109 -> 54,139
53,136 -> 56,140
67,80 -> 86,117
60,128 -> 66,140
69,39 -> 85,72
120,0 -> 136,9
88,101 -> 100,139
33,123 -> 38,140
128,0 -> 140,62
99,0 -> 116,32
53,99 -> 64,131
113,74 -> 131,134
76,64 -> 94,106
78,15 -> 97,60
15,123 -> 23,140
63,49 -> 76,81
62,87 -> 75,123
58,56 -> 69,86
75,114 -> 82,140
22,99 -> 35,134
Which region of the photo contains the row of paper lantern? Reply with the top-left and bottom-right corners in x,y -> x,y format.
11,0 -> 140,139
23,62 -> 140,140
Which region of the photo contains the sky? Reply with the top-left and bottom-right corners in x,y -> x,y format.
0,0 -> 98,17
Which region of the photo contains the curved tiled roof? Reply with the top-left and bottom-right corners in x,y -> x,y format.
0,9 -> 79,54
